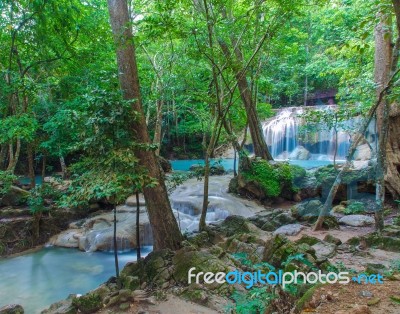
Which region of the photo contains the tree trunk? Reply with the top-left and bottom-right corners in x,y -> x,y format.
374,11 -> 392,231
385,0 -> 400,199
59,156 -> 67,179
7,139 -> 21,173
27,143 -> 35,188
218,40 -> 273,160
153,98 -> 163,155
107,0 -> 182,250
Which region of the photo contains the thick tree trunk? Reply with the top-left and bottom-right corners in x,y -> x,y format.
385,0 -> 400,199
59,156 -> 67,179
373,11 -> 392,231
107,0 -> 182,250
385,110 -> 400,199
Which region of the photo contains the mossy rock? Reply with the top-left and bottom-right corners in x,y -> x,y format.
173,250 -> 228,283
218,215 -> 251,237
262,234 -> 288,261
143,250 -> 174,284
295,235 -> 320,246
72,293 -> 102,314
324,234 -> 342,245
364,234 -> 400,252
294,284 -> 322,312
181,287 -> 208,305
187,231 -> 210,248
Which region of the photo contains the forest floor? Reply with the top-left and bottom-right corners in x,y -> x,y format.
93,224 -> 400,314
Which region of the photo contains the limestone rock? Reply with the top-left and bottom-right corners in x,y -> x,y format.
338,215 -> 374,227
312,241 -> 336,260
354,143 -> 371,161
0,304 -> 24,314
273,224 -> 305,236
289,146 -> 311,160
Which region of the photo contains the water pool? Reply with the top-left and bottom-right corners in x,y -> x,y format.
170,158 -> 335,171
0,246 -> 152,313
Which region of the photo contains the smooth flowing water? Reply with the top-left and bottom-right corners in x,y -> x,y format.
0,246 -> 152,313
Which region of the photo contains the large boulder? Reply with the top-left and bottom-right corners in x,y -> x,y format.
289,146 -> 311,160
292,200 -> 322,220
338,215 -> 375,227
354,143 -> 371,161
273,224 -> 305,236
49,209 -> 153,252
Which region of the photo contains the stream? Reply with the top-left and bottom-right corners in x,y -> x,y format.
0,246 -> 152,313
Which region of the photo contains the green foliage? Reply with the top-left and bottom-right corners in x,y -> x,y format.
0,114 -> 39,143
242,160 -> 304,197
28,184 -> 61,214
72,293 -> 102,313
344,201 -> 365,215
0,171 -> 17,196
59,149 -> 156,208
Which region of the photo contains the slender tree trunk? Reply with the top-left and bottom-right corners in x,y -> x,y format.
218,40 -> 273,160
107,0 -> 182,250
136,191 -> 141,260
59,156 -> 67,179
153,98 -> 163,155
7,139 -> 21,173
27,143 -> 35,188
0,145 -> 7,170
113,205 -> 120,279
41,154 -> 46,182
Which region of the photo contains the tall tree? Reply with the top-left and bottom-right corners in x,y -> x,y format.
107,0 -> 182,250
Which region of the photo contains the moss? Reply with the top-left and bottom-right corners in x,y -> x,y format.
241,160 -> 303,198
295,235 -> 320,246
72,293 -> 102,314
294,284 -> 322,312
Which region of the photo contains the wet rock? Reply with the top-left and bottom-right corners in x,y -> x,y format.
248,209 -> 295,232
41,295 -> 76,314
273,224 -> 304,236
49,209 -> 153,252
0,304 -> 24,314
338,215 -> 374,227
289,146 -> 310,160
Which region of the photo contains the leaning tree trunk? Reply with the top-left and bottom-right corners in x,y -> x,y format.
218,40 -> 273,160
107,0 -> 182,250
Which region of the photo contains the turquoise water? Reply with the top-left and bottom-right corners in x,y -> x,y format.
170,158 -> 334,171
0,246 -> 152,313
18,175 -> 43,185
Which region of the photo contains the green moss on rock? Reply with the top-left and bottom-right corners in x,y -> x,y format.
72,293 -> 102,314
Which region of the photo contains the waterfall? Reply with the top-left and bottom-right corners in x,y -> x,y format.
262,106 -> 376,161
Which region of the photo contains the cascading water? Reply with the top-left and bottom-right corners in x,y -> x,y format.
262,106 -> 376,161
